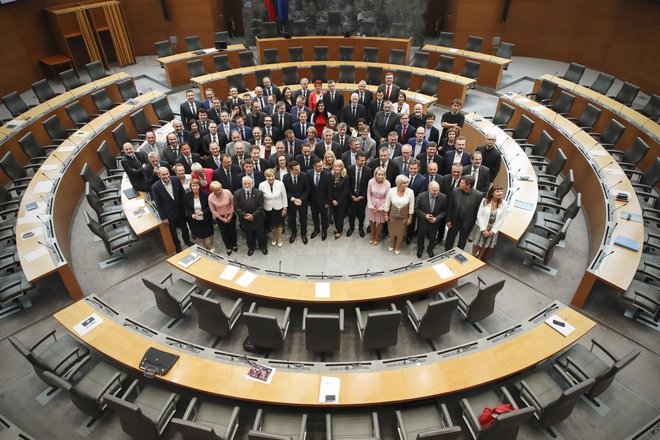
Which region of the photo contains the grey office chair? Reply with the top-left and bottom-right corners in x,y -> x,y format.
465,35 -> 483,52
485,102 -> 515,128
405,295 -> 459,340
436,55 -> 454,73
396,402 -> 462,440
254,68 -> 271,85
611,82 -> 640,106
243,302 -> 291,350
31,79 -> 57,103
536,148 -> 568,184
153,95 -> 178,124
561,62 -> 585,84
609,137 -> 649,171
621,279 -> 660,325
589,72 -> 615,95
339,65 -> 355,83
155,40 -> 174,57
84,211 -> 138,256
314,46 -> 329,61
59,68 -> 85,91
239,51 -> 256,68
18,132 -> 57,164
214,54 -> 231,72
590,118 -> 625,150
190,290 -> 243,340
249,409 -> 307,440
91,88 -> 120,114
2,91 -> 35,117
85,183 -> 126,227
360,21 -> 376,36
537,169 -> 574,206
0,185 -> 21,218
85,60 -> 107,81
339,46 -> 354,61
461,60 -> 481,85
187,60 -> 206,80
450,276 -> 505,324
42,114 -> 76,144
0,151 -> 37,194
302,308 -> 344,353
628,157 -> 660,202
523,130 -> 554,161
80,162 -> 121,201
363,47 -> 378,62
517,218 -> 572,266
566,103 -> 601,133
367,66 -> 383,86
639,94 -> 659,120
546,90 -> 575,116
410,51 -> 430,69
355,303 -> 402,350
227,73 -> 248,93
117,78 -> 139,100
96,140 -> 122,176
64,101 -> 91,128
417,75 -> 440,97
502,114 -> 534,143
289,46 -> 304,62
214,31 -> 229,43
262,22 -> 278,38
142,273 -> 200,321
461,387 -> 534,440
527,79 -> 557,105
438,31 -> 454,47
555,338 -> 640,400
390,22 -> 405,39
282,66 -> 299,85
264,48 -> 280,64
327,412 -> 380,440
112,122 -> 142,149
389,49 -> 405,65
185,35 -> 203,51
312,65 -> 327,83
395,70 -> 412,90
293,20 -> 307,36
535,193 -> 582,236
131,108 -> 161,137
105,379 -> 180,440
496,42 -> 515,60
171,397 -> 240,440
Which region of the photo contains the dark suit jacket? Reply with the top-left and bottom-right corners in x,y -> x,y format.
162,147 -> 179,167
173,130 -> 194,148
183,190 -> 211,222
143,160 -> 169,188
293,153 -> 319,172
203,154 -> 223,170
240,171 -> 265,188
332,175 -> 350,205
261,125 -> 282,142
443,150 -> 472,175
371,111 -> 400,141
293,89 -> 311,106
407,137 -> 429,155
377,83 -> 401,102
246,111 -> 266,128
252,158 -> 270,174
232,153 -> 249,169
216,122 -> 238,141
338,103 -> 366,128
462,165 -> 491,193
367,158 -> 400,187
416,152 -> 444,175
207,107 -> 223,124
332,133 -> 350,153
367,99 -> 384,123
273,113 -> 293,132
415,191 -> 447,230
377,142 -> 403,159
263,86 -> 282,102
236,125 -> 253,141
407,172 -> 427,196
282,172 -> 311,206
323,91 -> 345,115
341,150 -> 359,168
151,178 -> 186,221
314,142 -> 341,159
426,126 -> 441,144
233,187 -> 265,226
440,174 -> 460,200
347,165 -> 373,198
121,151 -> 149,191
213,164 -> 242,192
307,169 -> 333,208
291,122 -> 311,140
446,187 -> 483,230
291,105 -> 312,122
354,89 -> 374,107
175,153 -> 201,174
202,133 -> 227,156
283,138 -> 303,157
397,125 -> 417,145
179,100 -> 203,127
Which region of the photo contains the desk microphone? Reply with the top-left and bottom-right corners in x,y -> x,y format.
549,71 -> 559,82
37,240 -> 58,254
41,172 -> 54,183
511,168 -> 521,181
552,108 -> 560,125
596,160 -> 614,174
595,250 -> 615,268
507,186 -> 520,201
611,201 -> 629,214
609,179 -> 623,189
508,152 -> 520,163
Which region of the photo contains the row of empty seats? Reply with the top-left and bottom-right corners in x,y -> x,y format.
155,32 -> 230,58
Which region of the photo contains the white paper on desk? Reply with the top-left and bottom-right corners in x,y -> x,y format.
126,199 -> 146,209
315,282 -> 331,298
24,247 -> 49,262
432,263 -> 454,279
59,146 -> 75,152
40,164 -> 60,171
6,119 -> 27,128
219,265 -> 240,280
545,314 -> 575,337
449,48 -> 458,53
319,376 -> 340,403
604,168 -> 625,176
204,48 -> 217,54
589,150 -> 609,157
156,123 -> 173,135
17,216 -> 41,226
236,271 -> 257,287
131,207 -> 148,218
33,181 -> 54,194
73,313 -> 103,336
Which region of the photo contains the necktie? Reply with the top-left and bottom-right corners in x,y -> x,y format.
267,128 -> 271,137
315,173 -> 319,186
429,196 -> 435,212
331,92 -> 335,101
212,134 -> 217,144
215,157 -> 220,167
355,168 -> 361,192
362,139 -> 366,149
187,156 -> 192,166
190,102 -> 196,114
246,191 -> 251,201
351,153 -> 355,165
255,162 -> 259,172
352,106 -> 356,117
305,157 -> 309,168
377,101 -> 382,112
452,179 -> 457,188
340,136 -> 344,147
293,175 -> 297,185
386,86 -> 390,99
201,122 -> 206,132
402,161 -> 408,174
381,162 -> 386,170
384,113 -> 389,127
288,142 -> 294,156
130,155 -> 138,164
360,92 -> 364,103
224,125 -> 229,137
301,123 -> 306,134
280,115 -> 284,128
240,128 -> 245,139
226,169 -> 232,185
430,175 -> 435,182
410,175 -> 415,187
178,133 -> 183,144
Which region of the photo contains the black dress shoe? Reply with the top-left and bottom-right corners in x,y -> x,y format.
226,249 -> 232,256
311,230 -> 319,239
184,240 -> 194,246
428,250 -> 435,258
301,235 -> 308,244
358,228 -> 365,237
262,248 -> 268,255
321,231 -> 327,241
289,234 -> 297,244
406,237 -> 412,245
232,246 -> 238,252
247,249 -> 254,256
416,249 -> 423,259
346,228 -> 354,237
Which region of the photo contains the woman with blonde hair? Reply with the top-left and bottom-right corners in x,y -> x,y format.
384,174 -> 414,254
330,160 -> 349,239
190,162 -> 214,193
208,180 -> 237,255
473,184 -> 509,261
258,168 -> 288,247
366,167 -> 390,245
184,179 -> 215,251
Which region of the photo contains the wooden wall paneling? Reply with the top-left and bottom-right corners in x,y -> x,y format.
119,0 -> 168,55
570,0 -> 622,70
167,0 -> 215,49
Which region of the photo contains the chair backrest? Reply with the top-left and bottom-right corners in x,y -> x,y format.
389,49 -> 405,65
252,69 -> 270,89
542,218 -> 572,265
262,22 -> 278,38
360,21 -> 375,36
338,65 -> 355,83
641,94 -> 659,119
599,119 -> 625,145
59,69 -> 83,91
19,132 -> 46,160
419,75 -> 440,97
91,89 -> 114,113
366,66 -> 383,86
438,31 -> 454,47
545,148 -> 567,178
512,115 -> 534,141
305,313 -> 341,352
339,46 -> 353,61
417,297 -> 459,339
589,349 -> 640,398
363,47 -> 378,63
395,70 -> 411,90
311,65 -> 327,83
289,47 -> 303,62
185,35 -> 203,51
31,79 -> 57,103
533,79 -> 558,103
84,211 -> 114,254
2,92 -> 29,117
117,79 -> 138,100
293,20 -> 307,36
530,130 -> 554,157
554,169 -> 574,201
314,46 -> 328,61
577,104 -> 601,129
239,51 -> 256,68
227,74 -> 247,93
492,102 -> 515,127
80,162 -> 108,194
65,101 -> 90,126
42,114 -> 68,141
496,42 -> 515,59
282,66 -> 299,85
562,62 -> 585,83
85,182 -> 105,218
214,31 -> 229,42
187,60 -> 206,78
621,137 -> 649,166
131,108 -> 152,136
539,378 -> 595,428
142,277 -> 186,320
363,310 -> 401,350
639,157 -> 660,188
479,406 -> 535,440
465,279 -> 505,323
153,96 -> 174,122
190,293 -> 231,338
112,123 -> 133,149
465,35 -> 483,52
462,60 -> 480,80
105,395 -> 160,439
243,312 -> 285,350
553,91 -> 575,115
264,48 -> 280,64
85,61 -> 106,81
437,55 -> 454,73
590,72 -> 615,95
614,82 -> 640,106
155,40 -> 173,58
563,193 -> 582,221
214,54 -> 231,72
410,51 -> 429,68
390,22 -> 405,38
0,152 -> 28,182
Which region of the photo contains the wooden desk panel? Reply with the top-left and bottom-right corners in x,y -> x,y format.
500,94 -> 644,306
537,75 -> 660,175
256,36 -> 412,65
0,73 -> 129,184
421,45 -> 511,89
157,45 -> 246,88
54,298 -> 594,406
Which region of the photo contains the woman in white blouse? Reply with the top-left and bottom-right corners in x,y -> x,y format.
473,184 -> 509,261
384,175 -> 415,254
259,168 -> 288,247
392,92 -> 410,115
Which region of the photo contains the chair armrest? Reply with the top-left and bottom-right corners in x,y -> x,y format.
0,207 -> 19,219
97,371 -> 124,400
499,386 -> 519,409
65,354 -> 92,378
99,218 -> 128,229
460,398 -> 481,434
519,379 -> 543,408
302,308 -> 308,331
371,412 -> 380,439
395,410 -> 409,440
120,379 -> 140,400
298,413 -> 308,440
98,194 -> 121,204
248,302 -> 257,313
224,406 -> 241,439
106,231 -> 132,244
389,303 -> 398,311
180,284 -> 199,303
440,403 -> 454,427
538,180 -> 561,189
629,290 -> 660,308
182,396 -> 198,420
253,408 -> 264,431
355,307 -> 365,332
536,201 -> 564,212
52,348 -> 82,375
282,306 -> 291,328
160,273 -> 174,284
228,298 -> 243,323
29,330 -> 57,351
534,224 -> 560,236
102,175 -> 123,183
562,355 -> 590,382
405,300 -> 421,322
450,288 -> 468,308
326,414 -> 333,439
477,276 -> 486,286
590,339 -> 618,362
339,308 -> 345,332
154,392 -> 179,425
524,238 -> 549,252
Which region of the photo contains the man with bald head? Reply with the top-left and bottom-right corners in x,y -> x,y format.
234,176 -> 267,256
151,166 -> 191,252
121,142 -> 149,191
338,93 -> 366,129
415,181 -> 447,258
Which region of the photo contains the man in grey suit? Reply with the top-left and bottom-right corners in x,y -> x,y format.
138,131 -> 165,158
371,100 -> 399,143
462,151 -> 491,193
358,127 -> 377,159
416,181 -> 447,258
445,175 -> 483,251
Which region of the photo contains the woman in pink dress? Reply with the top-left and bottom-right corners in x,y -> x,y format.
366,167 -> 391,245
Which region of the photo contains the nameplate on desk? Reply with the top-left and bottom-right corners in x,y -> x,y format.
25,202 -> 38,211
621,211 -> 642,223
219,265 -> 240,280
73,313 -> 103,336
59,146 -> 76,152
131,208 -> 148,218
40,164 -> 60,171
319,376 -> 340,404
514,200 -> 534,211
613,236 -> 640,252
315,282 -> 331,298
74,130 -> 90,137
432,263 -> 454,279
545,314 -> 575,337
518,174 -> 534,182
610,189 -> 630,201
33,181 -> 54,194
178,252 -> 201,268
589,150 -> 609,157
236,271 -> 257,287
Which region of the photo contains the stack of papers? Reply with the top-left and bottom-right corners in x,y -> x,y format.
433,263 -> 454,279
178,252 -> 201,268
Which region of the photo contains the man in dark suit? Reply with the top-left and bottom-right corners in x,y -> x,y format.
231,142 -> 249,170
268,141 -> 293,168
226,86 -> 245,109
162,132 -> 180,168
121,142 -> 149,191
424,113 -> 441,144
216,111 -> 237,146
341,137 -> 361,168
368,147 -> 400,187
240,159 -> 265,190
179,90 -> 203,128
200,88 -> 216,111
416,142 -> 444,175
396,113 -> 416,145
354,80 -> 373,108
443,136 -> 472,175
234,176 -> 267,255
175,143 -> 201,174
392,144 -> 414,176
307,159 -> 333,240
151,167 -> 192,252
203,143 -> 223,170
246,101 -> 267,128
196,109 -> 211,135
371,101 -> 399,143
274,103 -> 293,132
367,91 -> 384,124
261,115 -> 282,142
338,93 -> 366,129
234,116 -> 253,141
282,161 -> 310,244
293,78 -> 311,106
213,154 -> 242,192
377,72 -> 401,102
415,181 -> 447,258
377,132 -> 403,161
332,123 -> 350,153
143,152 -> 169,189
475,134 -> 502,181
294,143 -> 318,172
249,145 -> 270,174
463,151 -> 491,193
201,122 -> 225,157
262,76 -> 282,102
404,158 -> 426,243
172,119 -> 194,150
207,98 -> 225,124
445,175 -> 483,251
323,80 -> 345,115
408,126 -> 430,158
291,112 -> 311,140
315,129 -> 341,159
437,163 -> 463,244
346,152 -> 372,237
282,129 -> 303,157
290,95 -> 312,121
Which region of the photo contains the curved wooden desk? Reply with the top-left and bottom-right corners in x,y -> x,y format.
167,246 -> 483,304
192,61 -> 476,108
0,73 -> 130,184
157,44 -> 246,88
500,94 -> 644,307
16,91 -> 165,300
421,44 -> 512,89
54,296 -> 595,406
536,74 -> 660,176
255,36 -> 412,65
